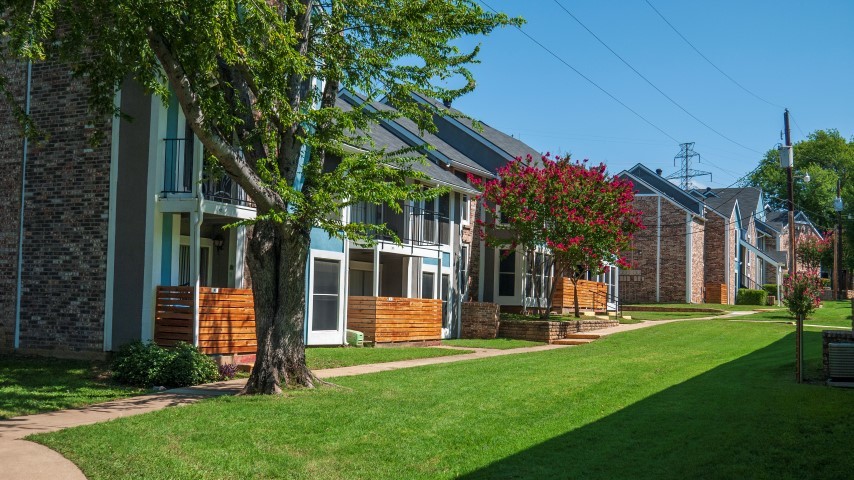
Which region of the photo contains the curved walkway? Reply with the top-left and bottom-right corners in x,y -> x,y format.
0,310 -> 754,479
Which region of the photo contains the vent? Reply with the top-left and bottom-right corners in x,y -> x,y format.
828,343 -> 854,380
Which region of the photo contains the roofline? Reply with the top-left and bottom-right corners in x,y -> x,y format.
620,166 -> 705,218
618,170 -> 704,219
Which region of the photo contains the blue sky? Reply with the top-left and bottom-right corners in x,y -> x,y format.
449,0 -> 854,187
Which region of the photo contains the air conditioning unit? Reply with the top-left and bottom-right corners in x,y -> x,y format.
346,329 -> 364,347
828,343 -> 854,380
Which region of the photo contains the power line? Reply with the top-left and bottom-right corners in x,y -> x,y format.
478,0 -> 681,145
642,0 -> 785,111
552,0 -> 763,155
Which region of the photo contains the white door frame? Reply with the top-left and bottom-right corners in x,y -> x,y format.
179,236 -> 213,286
307,250 -> 346,345
422,259 -> 452,338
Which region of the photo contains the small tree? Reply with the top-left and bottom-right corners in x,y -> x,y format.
783,272 -> 823,321
796,233 -> 832,275
473,154 -> 643,318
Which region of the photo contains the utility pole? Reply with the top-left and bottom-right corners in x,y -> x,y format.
782,109 -> 802,383
834,178 -> 844,300
665,142 -> 711,190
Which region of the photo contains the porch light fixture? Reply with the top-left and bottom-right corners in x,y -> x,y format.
213,235 -> 225,251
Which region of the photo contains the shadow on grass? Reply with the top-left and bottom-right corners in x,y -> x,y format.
460,330 -> 853,479
0,355 -> 141,419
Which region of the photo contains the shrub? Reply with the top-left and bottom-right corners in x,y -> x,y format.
736,289 -> 768,306
111,341 -> 219,388
219,363 -> 239,380
762,284 -> 778,298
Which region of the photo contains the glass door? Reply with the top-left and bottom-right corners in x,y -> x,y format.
307,258 -> 344,345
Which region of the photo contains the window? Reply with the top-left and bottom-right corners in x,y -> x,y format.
461,195 -> 470,224
312,259 -> 340,331
439,193 -> 451,245
178,242 -> 212,286
499,249 -> 516,297
421,271 -> 435,299
534,252 -> 544,298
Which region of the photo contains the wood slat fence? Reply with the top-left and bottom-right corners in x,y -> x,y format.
154,286 -> 257,354
347,296 -> 442,343
705,283 -> 728,304
552,278 -> 608,312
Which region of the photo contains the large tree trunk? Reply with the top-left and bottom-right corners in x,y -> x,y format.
242,220 -> 315,394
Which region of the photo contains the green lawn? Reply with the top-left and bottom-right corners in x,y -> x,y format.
306,346 -> 472,370
735,300 -> 852,328
0,355 -> 143,419
623,310 -> 723,321
625,302 -> 782,312
33,320 -> 854,479
442,338 -> 545,349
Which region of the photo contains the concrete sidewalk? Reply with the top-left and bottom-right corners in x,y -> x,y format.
0,310 -> 752,479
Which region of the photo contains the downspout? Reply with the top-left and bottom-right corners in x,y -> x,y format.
13,60 -> 33,350
656,196 -> 661,303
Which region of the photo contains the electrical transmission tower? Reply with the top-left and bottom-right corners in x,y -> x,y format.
665,142 -> 711,190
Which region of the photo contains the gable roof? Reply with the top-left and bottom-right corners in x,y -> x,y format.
335,96 -> 476,194
765,210 -> 823,237
409,93 -> 541,165
620,163 -> 705,216
705,187 -> 762,223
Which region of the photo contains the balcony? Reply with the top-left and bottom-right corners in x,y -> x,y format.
349,202 -> 450,247
161,138 -> 255,208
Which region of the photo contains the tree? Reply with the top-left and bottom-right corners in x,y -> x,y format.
783,272 -> 823,322
796,233 -> 832,275
747,129 -> 854,272
0,1 -> 518,393
473,154 -> 643,318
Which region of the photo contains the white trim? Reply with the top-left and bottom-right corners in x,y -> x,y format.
492,247 -> 524,305
103,89 -> 121,351
179,236 -> 215,286
307,249 -> 347,346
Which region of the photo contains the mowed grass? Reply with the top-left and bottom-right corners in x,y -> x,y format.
626,302 -> 783,312
442,338 -> 545,349
33,320 -> 854,479
0,355 -> 143,419
306,346 -> 472,370
623,310 -> 723,321
734,299 -> 852,328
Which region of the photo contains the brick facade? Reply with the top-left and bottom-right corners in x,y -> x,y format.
0,60 -> 112,356
0,60 -> 27,352
460,302 -> 499,339
620,196 -> 704,304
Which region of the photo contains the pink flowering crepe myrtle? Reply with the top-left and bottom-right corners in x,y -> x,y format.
471,153 -> 644,318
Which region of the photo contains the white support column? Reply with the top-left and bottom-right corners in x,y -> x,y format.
436,253 -> 442,300
190,211 -> 201,346
372,246 -> 380,297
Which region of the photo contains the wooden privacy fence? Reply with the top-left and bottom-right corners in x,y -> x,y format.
552,278 -> 607,312
347,296 -> 442,343
154,286 -> 257,354
705,283 -> 728,304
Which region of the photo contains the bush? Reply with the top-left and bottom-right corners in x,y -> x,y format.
762,284 -> 778,298
783,272 -> 823,320
736,288 -> 768,306
219,363 -> 239,380
111,341 -> 219,388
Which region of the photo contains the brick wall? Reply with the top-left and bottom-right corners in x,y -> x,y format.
498,318 -> 619,343
0,60 -> 112,355
619,196 -> 659,303
0,60 -> 27,352
460,302 -> 499,339
704,213 -> 726,286
461,180 -> 480,302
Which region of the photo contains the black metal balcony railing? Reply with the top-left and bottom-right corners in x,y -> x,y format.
349,202 -> 450,246
161,138 -> 254,208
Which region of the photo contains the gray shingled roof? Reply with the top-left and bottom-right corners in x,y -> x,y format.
706,187 -> 762,222
621,164 -> 705,216
412,93 -> 542,163
335,97 -> 476,193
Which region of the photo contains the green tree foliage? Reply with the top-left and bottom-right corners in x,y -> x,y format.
747,129 -> 854,269
0,1 -> 518,393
